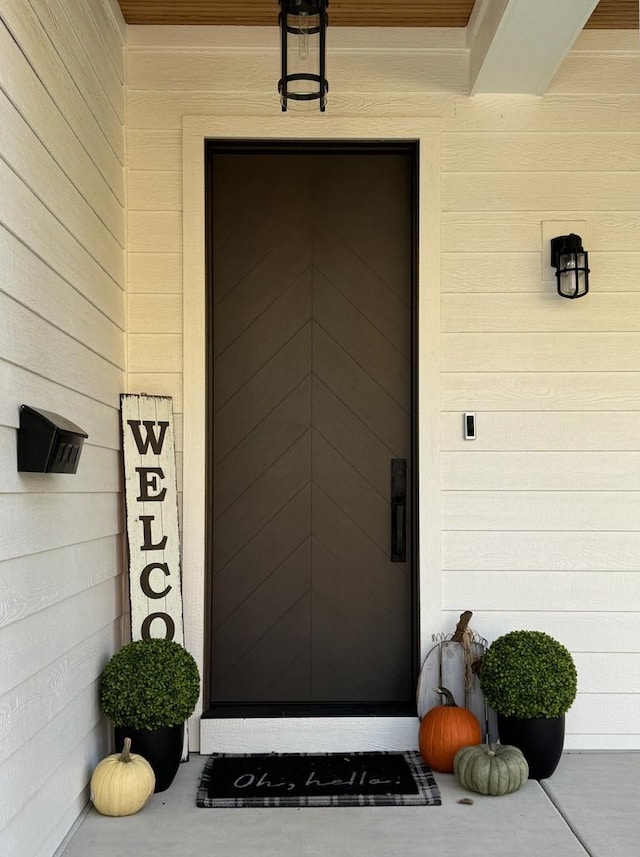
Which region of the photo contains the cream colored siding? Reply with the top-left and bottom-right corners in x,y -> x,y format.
127,25 -> 639,752
441,33 -> 640,750
0,1 -> 125,856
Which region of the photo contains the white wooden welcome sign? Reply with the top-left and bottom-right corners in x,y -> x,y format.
120,394 -> 185,647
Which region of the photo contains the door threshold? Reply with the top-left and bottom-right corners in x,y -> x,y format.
200,715 -> 420,754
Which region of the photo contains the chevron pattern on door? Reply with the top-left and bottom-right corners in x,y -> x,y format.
209,149 -> 415,707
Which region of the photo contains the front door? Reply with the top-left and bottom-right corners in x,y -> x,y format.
206,142 -> 417,715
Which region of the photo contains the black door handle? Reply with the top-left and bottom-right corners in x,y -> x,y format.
391,458 -> 406,562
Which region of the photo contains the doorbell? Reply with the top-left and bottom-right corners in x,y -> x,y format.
464,413 -> 476,441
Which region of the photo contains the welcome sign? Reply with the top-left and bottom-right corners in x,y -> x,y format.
120,394 -> 185,648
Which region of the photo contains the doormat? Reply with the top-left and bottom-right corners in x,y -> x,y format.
196,751 -> 441,807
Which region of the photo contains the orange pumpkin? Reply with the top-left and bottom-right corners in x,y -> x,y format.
419,686 -> 482,773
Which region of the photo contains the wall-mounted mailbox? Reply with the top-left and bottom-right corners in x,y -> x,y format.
18,405 -> 88,474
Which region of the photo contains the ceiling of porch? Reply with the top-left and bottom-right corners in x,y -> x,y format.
117,0 -> 638,28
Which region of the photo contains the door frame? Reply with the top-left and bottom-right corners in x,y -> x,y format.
182,116 -> 442,753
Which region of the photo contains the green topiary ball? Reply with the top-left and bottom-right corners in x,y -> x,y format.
479,630 -> 577,719
99,639 -> 200,731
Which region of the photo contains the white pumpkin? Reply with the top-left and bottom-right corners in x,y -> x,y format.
90,737 -> 156,816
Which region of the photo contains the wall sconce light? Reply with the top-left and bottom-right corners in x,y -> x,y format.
278,0 -> 329,112
550,233 -> 590,299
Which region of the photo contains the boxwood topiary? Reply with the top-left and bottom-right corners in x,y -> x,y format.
479,630 -> 577,719
99,639 -> 200,731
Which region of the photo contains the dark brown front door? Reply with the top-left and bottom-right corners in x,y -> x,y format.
207,143 -> 416,713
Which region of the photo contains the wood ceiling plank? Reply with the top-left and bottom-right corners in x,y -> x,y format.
587,0 -> 639,28
117,1 -> 638,28
117,1 -> 475,27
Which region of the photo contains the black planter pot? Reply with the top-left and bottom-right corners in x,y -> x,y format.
114,723 -> 184,793
497,714 -> 565,780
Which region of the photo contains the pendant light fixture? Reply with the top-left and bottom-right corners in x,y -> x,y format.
550,233 -> 590,299
278,0 -> 329,111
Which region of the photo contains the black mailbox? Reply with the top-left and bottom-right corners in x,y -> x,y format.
18,405 -> 88,474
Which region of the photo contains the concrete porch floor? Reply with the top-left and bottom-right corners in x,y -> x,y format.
58,751 -> 639,857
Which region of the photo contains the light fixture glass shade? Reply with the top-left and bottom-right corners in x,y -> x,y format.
278,0 -> 328,111
550,234 -> 589,299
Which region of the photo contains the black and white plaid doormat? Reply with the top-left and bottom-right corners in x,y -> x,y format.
196,750 -> 441,807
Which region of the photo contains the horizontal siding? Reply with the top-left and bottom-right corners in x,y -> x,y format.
443,294 -> 640,332
442,531 -> 640,570
126,27 -> 640,755
440,610 -> 640,653
128,294 -> 183,333
568,694 -> 640,740
2,722 -> 110,857
28,0 -> 124,125
444,171 -> 640,211
127,48 -> 469,94
442,251 -> 640,293
549,52 -> 640,93
0,622 -> 119,772
441,374 -> 640,413
128,210 -> 182,253
443,571 -> 640,611
572,653 -> 640,694
0,536 -> 122,631
444,333 -> 640,371
0,290 -> 124,400
127,89 -> 282,129
0,228 -> 123,363
128,169 -> 182,210
1,91 -> 124,256
0,493 -> 121,562
442,452 -> 640,490
126,91 -> 640,132
443,491 -> 640,531
442,132 -> 640,172
60,0 -> 125,108
0,3 -> 125,857
443,93 -> 640,133
129,333 -> 183,372
127,129 -> 182,170
442,210 -> 640,252
0,158 -> 124,326
0,17 -> 124,211
89,0 -> 127,73
2,0 -> 124,189
1,577 -> 121,701
128,252 -> 183,293
0,81 -> 124,244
